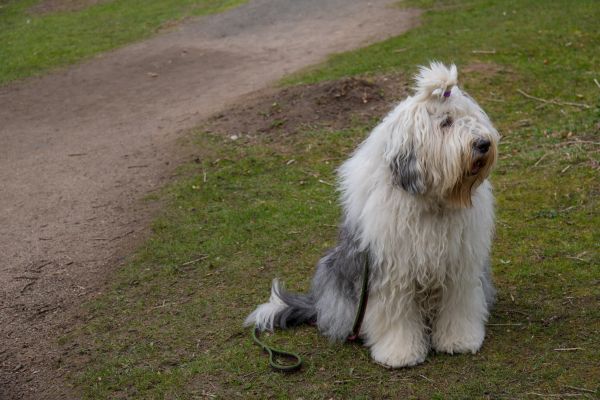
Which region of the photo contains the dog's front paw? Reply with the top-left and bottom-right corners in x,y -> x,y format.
432,321 -> 485,355
369,334 -> 428,368
370,342 -> 427,368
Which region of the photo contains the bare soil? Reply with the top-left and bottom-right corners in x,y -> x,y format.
206,75 -> 410,138
0,1 -> 419,398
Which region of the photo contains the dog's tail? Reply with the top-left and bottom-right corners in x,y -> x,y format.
244,279 -> 317,331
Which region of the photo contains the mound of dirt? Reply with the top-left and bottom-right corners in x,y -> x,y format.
206,75 -> 410,137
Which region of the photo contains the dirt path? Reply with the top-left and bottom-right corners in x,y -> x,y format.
0,1 -> 419,398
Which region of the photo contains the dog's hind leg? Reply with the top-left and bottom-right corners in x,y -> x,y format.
244,224 -> 368,336
310,224 -> 370,341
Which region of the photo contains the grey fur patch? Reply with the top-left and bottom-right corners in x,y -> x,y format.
481,258 -> 496,310
272,284 -> 316,329
272,223 -> 370,341
390,148 -> 426,194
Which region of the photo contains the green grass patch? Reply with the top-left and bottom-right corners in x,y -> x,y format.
70,0 -> 599,398
0,0 -> 245,85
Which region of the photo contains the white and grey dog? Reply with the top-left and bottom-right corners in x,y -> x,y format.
245,62 -> 500,368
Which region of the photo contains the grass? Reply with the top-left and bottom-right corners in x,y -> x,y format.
67,0 -> 599,398
0,0 -> 245,85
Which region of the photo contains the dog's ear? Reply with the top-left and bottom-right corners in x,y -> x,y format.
390,146 -> 426,194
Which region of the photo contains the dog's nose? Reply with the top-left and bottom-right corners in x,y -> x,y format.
474,139 -> 491,154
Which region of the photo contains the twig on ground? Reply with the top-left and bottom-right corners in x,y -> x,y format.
560,165 -> 571,174
556,140 -> 600,147
517,89 -> 591,109
497,308 -> 530,317
526,393 -> 584,398
110,230 -> 134,241
484,97 -> 506,103
564,386 -> 596,394
318,179 -> 335,186
14,276 -> 39,280
594,78 -> 600,90
497,219 -> 512,228
180,255 -> 209,267
128,164 -> 149,169
488,323 -> 523,326
20,281 -> 36,294
559,206 -> 577,213
472,49 -> 496,54
419,374 -> 435,383
553,347 -> 584,351
533,153 -> 549,166
92,230 -> 134,241
566,255 -> 587,262
150,300 -> 173,310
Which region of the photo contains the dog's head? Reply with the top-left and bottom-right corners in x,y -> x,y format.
384,62 -> 499,207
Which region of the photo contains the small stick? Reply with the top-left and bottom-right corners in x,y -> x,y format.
564,385 -> 596,394
517,89 -> 590,109
472,49 -> 496,54
566,256 -> 587,262
318,179 -> 335,186
533,153 -> 549,166
21,281 -> 36,293
560,165 -> 571,174
594,78 -> 600,90
553,347 -> 583,351
497,308 -> 530,317
526,393 -> 583,398
484,97 -> 506,103
180,255 -> 209,267
559,206 -> 576,213
488,323 -> 523,326
556,140 -> 600,147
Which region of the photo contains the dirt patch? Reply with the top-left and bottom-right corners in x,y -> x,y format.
0,1 -> 419,398
462,62 -> 510,77
207,75 -> 409,138
29,0 -> 109,14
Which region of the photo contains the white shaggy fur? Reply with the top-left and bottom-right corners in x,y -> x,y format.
245,62 -> 500,368
244,279 -> 287,330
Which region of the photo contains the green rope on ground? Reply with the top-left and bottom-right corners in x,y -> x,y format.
251,328 -> 303,372
250,255 -> 369,371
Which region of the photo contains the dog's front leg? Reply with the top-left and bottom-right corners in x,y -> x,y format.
363,289 -> 428,368
432,276 -> 488,354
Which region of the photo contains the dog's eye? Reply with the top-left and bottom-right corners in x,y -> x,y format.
441,116 -> 453,129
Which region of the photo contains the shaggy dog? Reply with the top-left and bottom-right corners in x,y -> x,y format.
245,62 -> 500,368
